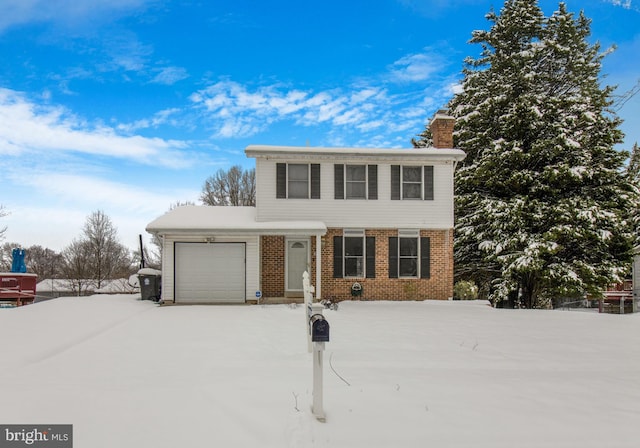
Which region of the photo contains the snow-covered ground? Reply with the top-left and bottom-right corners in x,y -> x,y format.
0,295 -> 638,447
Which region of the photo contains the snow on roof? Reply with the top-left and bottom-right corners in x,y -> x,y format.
36,278 -> 137,293
245,144 -> 466,162
146,205 -> 327,236
94,279 -> 138,294
35,279 -> 77,292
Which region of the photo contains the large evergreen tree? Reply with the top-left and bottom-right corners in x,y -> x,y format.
446,0 -> 634,308
625,142 -> 640,247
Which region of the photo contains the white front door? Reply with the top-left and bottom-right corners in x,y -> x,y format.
286,239 -> 309,292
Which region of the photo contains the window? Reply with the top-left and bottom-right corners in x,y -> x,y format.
344,234 -> 364,277
288,164 -> 309,198
334,164 -> 378,200
276,163 -> 320,199
346,165 -> 366,199
399,237 -> 418,277
389,232 -> 430,279
402,166 -> 422,199
390,165 -> 434,200
333,230 -> 376,278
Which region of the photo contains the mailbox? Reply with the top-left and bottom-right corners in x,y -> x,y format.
310,314 -> 330,342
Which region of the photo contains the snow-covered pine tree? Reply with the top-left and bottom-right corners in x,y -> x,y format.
625,142 -> 640,246
627,142 -> 640,184
449,0 -> 634,308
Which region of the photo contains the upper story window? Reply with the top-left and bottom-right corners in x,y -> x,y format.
276,163 -> 320,199
334,164 -> 378,200
391,165 -> 434,200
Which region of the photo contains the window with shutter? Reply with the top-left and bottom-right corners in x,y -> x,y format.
334,230 -> 374,278
391,165 -> 435,200
335,164 -> 378,200
277,163 -> 320,199
389,231 -> 427,279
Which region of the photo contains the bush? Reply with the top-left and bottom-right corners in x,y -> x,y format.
454,281 -> 478,300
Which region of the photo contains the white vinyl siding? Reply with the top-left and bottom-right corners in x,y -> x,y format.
256,158 -> 455,229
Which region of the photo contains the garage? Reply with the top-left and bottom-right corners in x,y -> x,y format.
174,242 -> 246,303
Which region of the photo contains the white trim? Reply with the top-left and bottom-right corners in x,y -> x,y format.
285,237 -> 310,292
315,234 -> 322,301
398,229 -> 420,237
246,145 -> 466,162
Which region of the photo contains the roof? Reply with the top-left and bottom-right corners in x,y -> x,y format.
146,205 -> 327,236
245,145 -> 466,162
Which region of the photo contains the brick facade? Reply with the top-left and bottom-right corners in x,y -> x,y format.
261,235 -> 285,297
260,228 -> 454,302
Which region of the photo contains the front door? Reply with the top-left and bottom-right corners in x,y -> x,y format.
286,239 -> 309,294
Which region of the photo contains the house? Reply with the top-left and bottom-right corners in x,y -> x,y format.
146,113 -> 465,304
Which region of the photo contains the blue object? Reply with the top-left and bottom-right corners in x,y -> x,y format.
10,248 -> 27,273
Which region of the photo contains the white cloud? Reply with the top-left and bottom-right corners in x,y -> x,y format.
0,0 -> 154,33
19,172 -> 191,214
0,88 -> 191,168
191,81 -> 409,139
605,0 -> 633,8
389,48 -> 448,83
391,53 -> 438,82
187,47 -> 458,143
117,108 -> 182,133
397,0 -> 486,18
151,66 -> 189,85
100,32 -> 154,73
2,170 -> 200,250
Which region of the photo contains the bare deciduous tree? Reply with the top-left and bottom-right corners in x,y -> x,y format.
200,165 -> 256,206
0,205 -> 8,243
24,245 -> 64,279
0,242 -> 20,271
61,239 -> 94,295
61,211 -> 133,291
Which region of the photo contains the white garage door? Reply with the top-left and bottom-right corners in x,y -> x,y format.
175,242 -> 246,303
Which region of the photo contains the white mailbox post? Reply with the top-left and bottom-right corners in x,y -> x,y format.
303,271 -> 329,422
309,302 -> 327,422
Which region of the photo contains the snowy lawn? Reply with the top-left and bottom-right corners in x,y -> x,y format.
0,295 -> 638,448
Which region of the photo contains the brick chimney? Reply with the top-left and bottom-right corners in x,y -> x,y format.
430,109 -> 455,149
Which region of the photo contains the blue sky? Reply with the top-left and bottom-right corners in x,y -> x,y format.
0,0 -> 639,252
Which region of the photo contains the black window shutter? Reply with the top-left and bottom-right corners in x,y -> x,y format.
333,236 -> 343,278
388,237 -> 398,278
424,166 -> 434,200
368,165 -> 378,200
420,237 -> 431,279
310,164 -> 321,199
276,163 -> 287,198
334,164 -> 344,199
366,236 -> 376,278
391,165 -> 400,200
